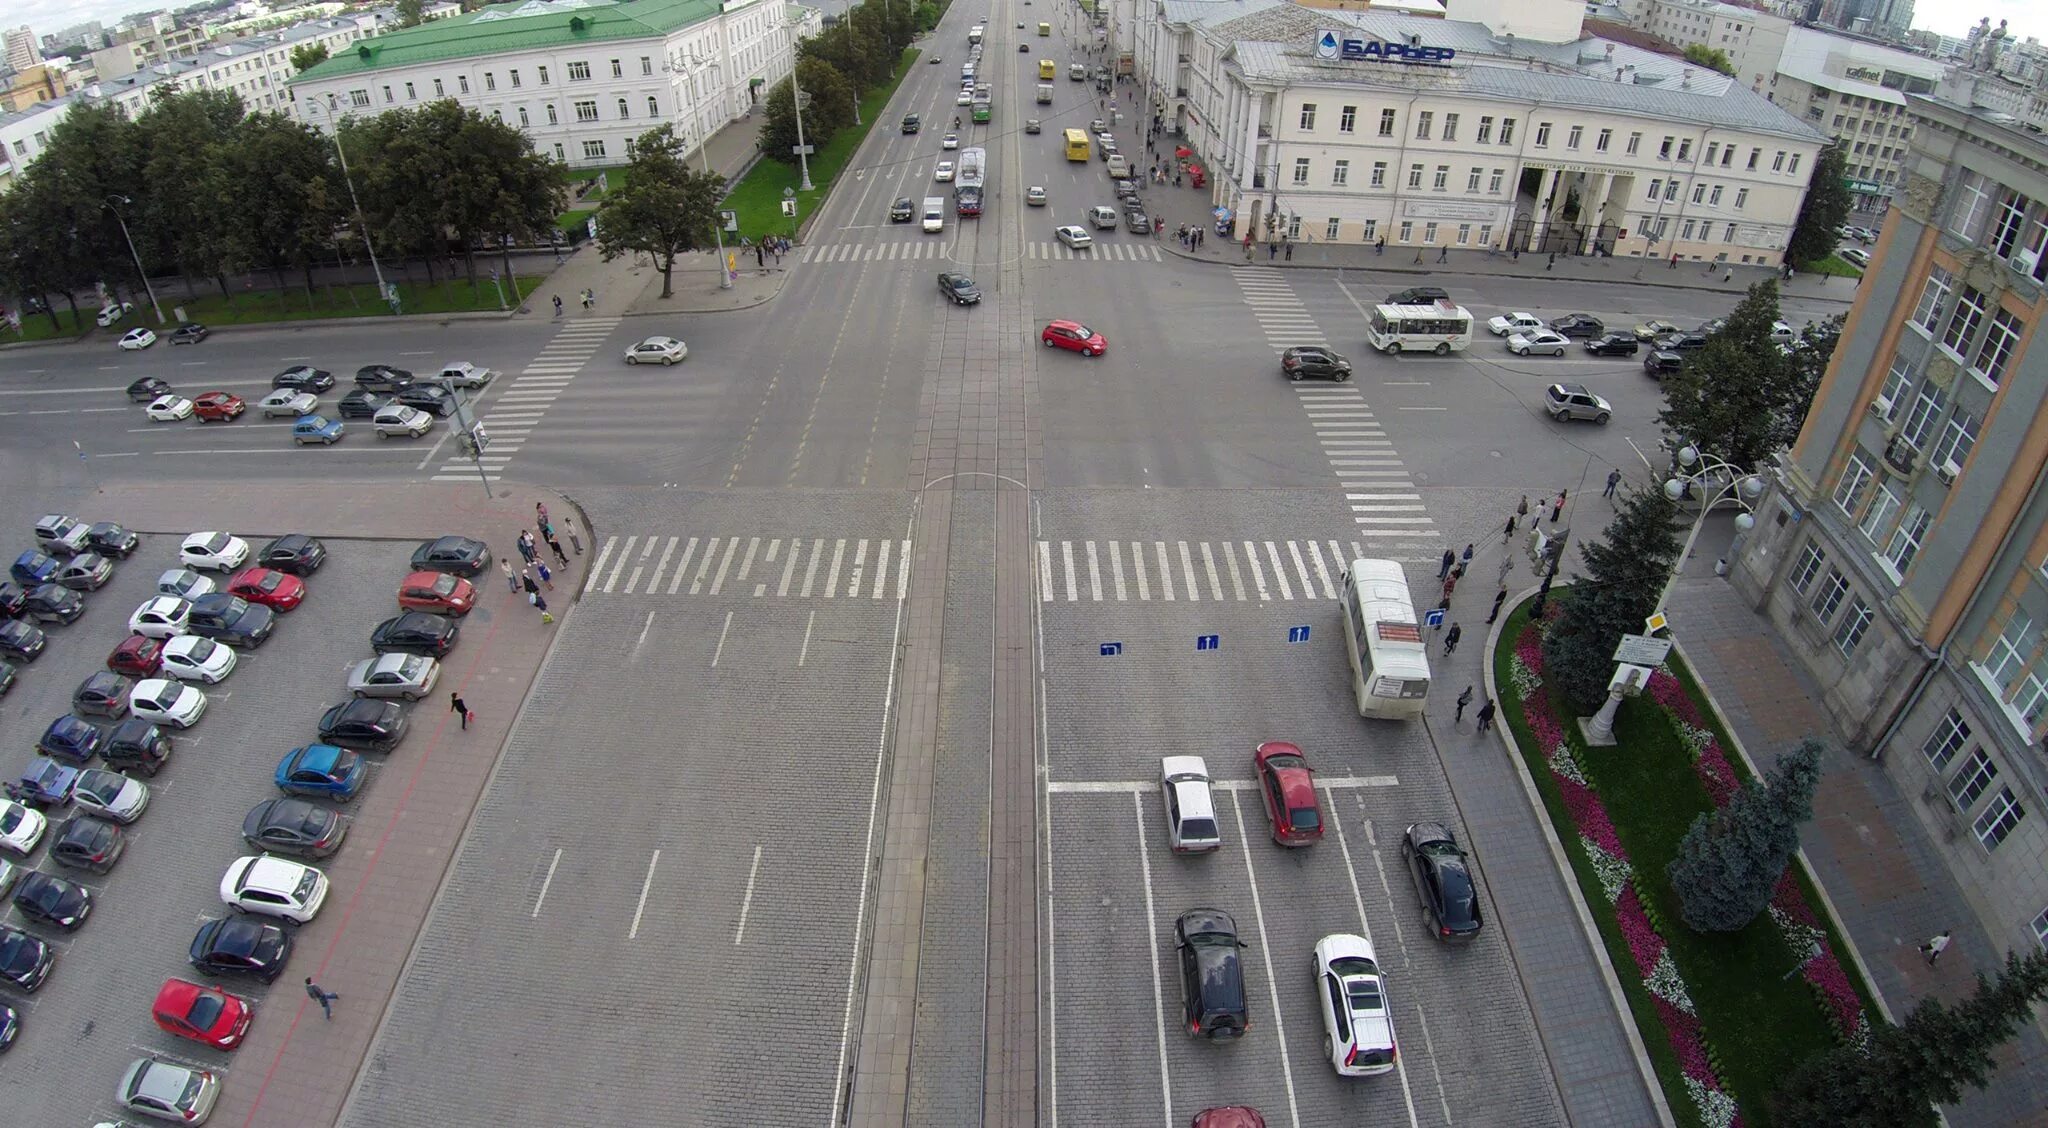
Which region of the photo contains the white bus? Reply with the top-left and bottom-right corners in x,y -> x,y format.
969,24 -> 984,46
1365,301 -> 1474,355
1338,558 -> 1432,719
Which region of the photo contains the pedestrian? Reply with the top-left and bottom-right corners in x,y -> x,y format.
1487,587 -> 1508,624
305,978 -> 338,1020
1547,252 -> 1556,270
1196,228 -> 1204,249
1267,241 -> 1278,260
1451,561 -> 1466,583
547,533 -> 568,565
1455,685 -> 1473,723
1669,252 -> 1680,269
500,559 -> 517,593
552,294 -> 562,317
565,520 -> 583,556
451,691 -> 471,730
1551,490 -> 1566,523
1437,246 -> 1449,264
1438,548 -> 1456,579
539,516 -> 555,542
536,501 -> 549,528
537,561 -> 553,590
1461,543 -> 1474,569
1503,514 -> 1518,542
1174,171 -> 1182,188
1433,596 -> 1450,628
1442,572 -> 1458,600
1604,468 -> 1622,498
1284,241 -> 1293,261
1723,268 -> 1734,283
1375,237 -> 1385,255
1475,699 -> 1497,733
1919,930 -> 1952,965
516,531 -> 535,564
755,243 -> 765,269
1517,494 -> 1530,519
1443,622 -> 1462,656
531,591 -> 552,623
521,569 -> 539,598
1243,235 -> 1253,261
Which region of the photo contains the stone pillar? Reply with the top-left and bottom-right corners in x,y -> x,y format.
1530,166 -> 1564,249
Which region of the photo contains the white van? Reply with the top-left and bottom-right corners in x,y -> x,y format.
1104,153 -> 1129,180
921,196 -> 945,233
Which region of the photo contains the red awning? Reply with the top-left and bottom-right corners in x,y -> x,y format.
1174,146 -> 1192,158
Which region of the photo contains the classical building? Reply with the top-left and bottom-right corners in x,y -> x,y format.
1731,94 -> 2048,952
1633,0 -> 1792,95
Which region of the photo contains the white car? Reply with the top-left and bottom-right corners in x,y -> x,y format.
1026,185 -> 1047,206
956,91 -> 972,105
71,769 -> 150,824
434,361 -> 495,388
625,336 -> 689,365
1312,933 -> 1398,1076
160,635 -> 237,684
1768,319 -> 1796,344
156,568 -> 215,601
129,678 -> 207,728
259,389 -> 318,418
96,302 -> 133,327
1055,224 -> 1093,249
119,327 -> 157,350
1507,330 -> 1571,356
942,132 -> 960,149
146,395 -> 194,422
346,652 -> 441,700
1160,756 -> 1222,852
1487,312 -> 1545,336
220,855 -> 330,923
373,404 -> 433,438
0,801 -> 47,856
119,1057 -> 221,1125
935,161 -> 956,182
180,531 -> 250,572
128,596 -> 194,639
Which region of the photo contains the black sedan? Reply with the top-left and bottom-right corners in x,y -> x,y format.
38,716 -> 103,763
190,916 -> 293,983
125,377 -> 172,403
0,620 -> 46,662
272,366 -> 335,393
355,364 -> 415,393
13,870 -> 92,931
85,522 -> 139,558
256,534 -> 327,575
337,389 -> 387,420
167,323 -> 210,345
73,672 -> 134,719
1403,821 -> 1483,943
410,535 -> 491,576
49,816 -> 123,873
394,384 -> 457,417
0,926 -> 53,992
890,197 -> 916,223
371,611 -> 459,657
1584,333 -> 1639,357
0,581 -> 25,618
317,699 -> 407,753
20,584 -> 80,625
187,594 -> 274,647
1548,313 -> 1605,339
1653,332 -> 1708,353
1175,907 -> 1249,1039
241,798 -> 346,859
1281,346 -> 1353,382
937,272 -> 982,305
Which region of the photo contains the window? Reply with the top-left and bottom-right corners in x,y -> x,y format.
1379,108 -> 1396,137
611,59 -> 623,78
1332,160 -> 1349,186
538,65 -> 549,84
1293,157 -> 1310,185
1666,180 -> 1680,202
1488,169 -> 1503,194
1947,748 -> 1996,809
1660,136 -> 1674,159
404,81 -> 416,100
1734,188 -> 1748,210
1457,223 -> 1472,244
1567,125 -> 1582,149
617,98 -> 630,119
1922,709 -> 1970,771
517,107 -> 529,126
1443,113 -> 1459,141
1833,597 -> 1872,656
1772,150 -> 1786,172
1790,542 -> 1827,593
382,85 -> 394,103
582,139 -> 606,159
1299,103 -> 1317,130
1928,409 -> 1978,476
1286,215 -> 1301,239
1974,788 -> 2026,850
1533,121 -> 1551,148
1467,168 -> 1482,192
640,56 -> 653,76
2034,907 -> 2048,949
1476,116 -> 1493,144
510,69 -> 521,88
1913,266 -> 1955,332
568,61 -> 591,81
1860,482 -> 1902,544
350,89 -> 371,107
1692,184 -> 1707,205
1327,217 -> 1342,240
1408,164 -> 1424,190
1370,161 -> 1386,187
1809,568 -> 1849,621
1432,166 -> 1449,191
648,95 -> 659,116
2014,671 -> 2048,729
1499,119 -> 1515,145
433,78 -> 444,96
458,75 -> 469,94
1708,186 -> 1723,206
1876,354 -> 1910,421
484,73 -> 495,92
1984,614 -> 2037,690
1339,105 -> 1356,133
546,104 -> 559,125
1683,220 -> 1698,241
552,142 -> 565,161
1942,286 -> 1988,355
1627,131 -> 1642,156
1973,308 -> 2022,386
1423,222 -> 1438,244
1416,111 -> 1433,139
1398,221 -> 1413,242
1362,219 -> 1377,241
575,100 -> 599,123
1834,451 -> 1876,516
1725,223 -> 1738,243
1789,154 -> 1801,175
1900,385 -> 1945,449
1648,179 -> 1663,201
1596,128 -> 1611,152
1705,142 -> 1720,164
1883,504 -> 1931,572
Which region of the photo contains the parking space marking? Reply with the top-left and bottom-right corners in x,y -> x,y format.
531,847 -> 562,918
1327,806 -> 1425,1126
1130,790 -> 1175,1128
734,845 -> 763,945
628,849 -> 661,940
1224,790 -> 1302,1127
799,609 -> 816,666
710,610 -> 734,667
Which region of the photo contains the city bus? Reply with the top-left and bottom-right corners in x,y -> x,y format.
969,24 -> 984,46
1039,58 -> 1056,80
1338,558 -> 1431,719
1063,127 -> 1090,161
1365,301 -> 1475,355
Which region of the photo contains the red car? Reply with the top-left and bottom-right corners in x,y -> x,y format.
107,634 -> 165,677
226,567 -> 305,612
398,570 -> 475,616
151,977 -> 254,1049
1253,741 -> 1323,847
1041,319 -> 1107,357
1193,1110 -> 1267,1128
192,391 -> 247,422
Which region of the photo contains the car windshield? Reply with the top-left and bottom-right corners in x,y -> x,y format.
219,597 -> 251,617
1071,324 -> 1094,338
292,869 -> 319,901
184,993 -> 224,1029
182,639 -> 218,662
256,573 -> 282,593
432,574 -> 458,596
201,534 -> 229,553
1181,817 -> 1219,841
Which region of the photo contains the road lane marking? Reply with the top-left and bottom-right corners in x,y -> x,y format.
688,537 -> 720,594
645,536 -> 680,594
1038,541 -> 1053,603
736,536 -> 761,584
708,535 -> 740,595
1129,542 -> 1148,601
1061,540 -> 1077,602
599,536 -> 637,593
1084,540 -> 1102,601
778,539 -> 802,598
1109,540 -> 1127,602
734,845 -> 764,944
822,538 -> 846,599
1326,809 -> 1425,1126
1131,790 -> 1175,1127
1220,541 -> 1247,601
711,610 -> 734,666
845,538 -> 867,598
623,536 -> 658,593
531,848 -> 562,917
800,538 -> 823,598
798,609 -> 816,666
628,849 -> 661,939
1227,792 -> 1303,1128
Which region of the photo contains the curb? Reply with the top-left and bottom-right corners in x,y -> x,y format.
0,307 -> 520,353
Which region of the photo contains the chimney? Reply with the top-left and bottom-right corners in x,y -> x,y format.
1682,67 -> 1693,88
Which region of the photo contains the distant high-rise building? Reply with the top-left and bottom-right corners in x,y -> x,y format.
3,25 -> 41,71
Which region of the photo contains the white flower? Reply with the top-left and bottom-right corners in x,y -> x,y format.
1550,743 -> 1587,785
1582,836 -> 1633,903
1768,905 -> 1824,963
1675,721 -> 1715,759
1646,949 -> 1696,1015
1684,1075 -> 1739,1128
1508,654 -> 1544,700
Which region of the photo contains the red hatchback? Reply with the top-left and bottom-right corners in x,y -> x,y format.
107,635 -> 165,677
1041,319 -> 1107,357
1253,741 -> 1323,847
398,570 -> 475,616
226,567 -> 305,612
192,391 -> 246,422
152,977 -> 254,1048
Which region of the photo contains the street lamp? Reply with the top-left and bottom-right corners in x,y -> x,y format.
102,195 -> 164,326
303,96 -> 392,313
1657,443 -> 1764,617
670,51 -> 732,290
784,16 -> 815,192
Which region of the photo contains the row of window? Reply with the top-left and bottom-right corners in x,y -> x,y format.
1826,454 -> 1933,579
1909,264 -> 2027,388
1288,158 -> 1508,194
1868,353 -> 1981,475
354,84 -> 662,126
1947,171 -> 2048,283
1634,215 -> 1755,245
1921,707 -> 2031,851
1644,178 -> 1751,211
1789,541 -> 1879,659
1288,103 -> 1803,173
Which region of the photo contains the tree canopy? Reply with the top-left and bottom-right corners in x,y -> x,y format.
1682,44 -> 1737,76
1787,144 -> 1854,269
1541,483 -> 1684,711
1658,279 -> 1813,471
595,125 -> 725,298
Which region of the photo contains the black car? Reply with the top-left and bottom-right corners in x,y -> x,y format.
354,364 -> 415,393
1653,332 -> 1708,353
0,1003 -> 16,1050
1584,333 -> 1639,357
901,113 -> 921,133
410,535 -> 491,576
85,522 -> 139,558
13,871 -> 92,931
1176,908 -> 1249,1039
0,926 -> 53,992
317,698 -> 407,753
186,594 -> 275,648
38,716 -> 103,763
890,197 -> 916,223
938,272 -> 982,305
191,916 -> 293,982
1387,286 -> 1450,305
0,620 -> 46,662
1643,351 -> 1686,379
371,612 -> 459,657
0,661 -> 14,698
103,719 -> 173,777
167,323 -> 210,345
49,816 -> 123,873
0,581 -> 25,618
257,534 -> 327,575
1549,313 -> 1605,339
273,366 -> 336,393
337,389 -> 387,420
394,384 -> 456,417
241,798 -> 347,859
73,672 -> 134,720
125,377 -> 172,403
20,584 -> 80,625
1404,822 -> 1483,942
1281,346 -> 1353,382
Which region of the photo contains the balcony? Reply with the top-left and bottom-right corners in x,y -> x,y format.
1257,124 -> 1271,139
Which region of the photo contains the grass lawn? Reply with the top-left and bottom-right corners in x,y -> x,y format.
152,276 -> 546,326
0,307 -> 91,344
1804,254 -> 1863,278
723,48 -> 919,242
1494,606 -> 1876,1128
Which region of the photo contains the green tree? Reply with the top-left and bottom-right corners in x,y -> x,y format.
134,88 -> 246,299
212,113 -> 346,299
759,59 -> 854,167
595,125 -> 724,298
1682,43 -> 1737,76
1540,484 -> 1684,711
289,43 -> 330,73
1773,949 -> 2048,1126
914,1 -> 940,32
1667,740 -> 1822,931
1787,144 -> 1853,269
1784,313 -> 1842,439
1658,279 -> 1801,471
396,0 -> 428,27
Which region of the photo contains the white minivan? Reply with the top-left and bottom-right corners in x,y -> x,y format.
921,197 -> 946,233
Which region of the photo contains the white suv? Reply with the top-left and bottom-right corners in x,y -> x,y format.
1160,757 -> 1222,852
1313,933 -> 1398,1076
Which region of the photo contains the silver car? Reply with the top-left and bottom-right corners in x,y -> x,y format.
624,336 -> 688,365
70,768 -> 150,824
373,404 -> 433,438
260,389 -> 319,418
119,1057 -> 221,1124
157,568 -> 216,601
1544,382 -> 1613,424
345,652 -> 441,700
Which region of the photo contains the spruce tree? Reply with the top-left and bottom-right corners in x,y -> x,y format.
1668,741 -> 1823,931
1539,485 -> 1682,711
1658,279 -> 1795,472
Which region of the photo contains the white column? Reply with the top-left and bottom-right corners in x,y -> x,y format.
1530,166 -> 1563,247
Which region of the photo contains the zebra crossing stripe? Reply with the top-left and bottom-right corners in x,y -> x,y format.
689,537 -> 720,595
1038,541 -> 1054,603
778,539 -> 801,597
583,538 -> 618,595
800,539 -> 824,598
668,537 -> 701,595
1084,541 -> 1102,602
1108,540 -> 1127,602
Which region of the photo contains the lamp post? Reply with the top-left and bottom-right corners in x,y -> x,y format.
672,51 -> 733,290
785,17 -> 815,192
102,195 -> 164,326
303,96 -> 392,313
1657,443 -> 1765,618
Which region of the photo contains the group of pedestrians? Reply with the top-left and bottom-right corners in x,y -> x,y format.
1175,224 -> 1206,250
747,235 -> 791,270
1437,487 -> 1576,734
503,501 -> 581,623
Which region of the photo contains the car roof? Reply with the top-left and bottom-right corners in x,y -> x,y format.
1553,382 -> 1591,396
296,743 -> 345,772
1178,906 -> 1237,935
240,855 -> 309,890
139,592 -> 189,613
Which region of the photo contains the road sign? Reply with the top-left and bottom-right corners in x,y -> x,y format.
780,200 -> 798,217
790,144 -> 815,156
1288,626 -> 1310,643
1645,612 -> 1670,633
1100,642 -> 1122,656
1613,633 -> 1672,666
721,209 -> 738,231
1196,634 -> 1220,651
470,424 -> 491,453
1423,607 -> 1445,628
782,187 -> 796,199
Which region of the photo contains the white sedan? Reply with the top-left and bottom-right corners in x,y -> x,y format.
935,161 -> 956,182
259,389 -> 318,418
624,336 -> 688,366
119,327 -> 157,350
1506,330 -> 1571,356
0,801 -> 47,856
179,531 -> 250,572
1312,933 -> 1399,1076
220,855 -> 330,923
1055,224 -> 1093,249
942,132 -> 960,149
1487,311 -> 1545,336
956,91 -> 972,106
129,678 -> 207,728
146,395 -> 194,422
129,596 -> 193,639
160,635 -> 237,683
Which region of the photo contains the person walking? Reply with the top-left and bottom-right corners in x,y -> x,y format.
1438,548 -> 1456,580
1284,240 -> 1293,261
531,591 -> 552,623
1433,596 -> 1451,629
537,561 -> 554,591
1461,543 -> 1474,569
521,569 -> 539,599
1919,930 -> 1952,965
1443,622 -> 1463,656
1503,514 -> 1518,543
450,692 -> 471,731
552,294 -> 563,317
546,533 -> 568,565
1450,561 -> 1466,584
1516,494 -> 1530,520
500,559 -> 517,593
536,501 -> 549,528
1551,490 -> 1567,523
1475,699 -> 1497,733
1455,685 -> 1474,723
1437,246 -> 1449,264
305,978 -> 338,1020
1487,586 -> 1508,624
1442,572 -> 1458,600
1604,468 -> 1622,499
1374,237 -> 1385,256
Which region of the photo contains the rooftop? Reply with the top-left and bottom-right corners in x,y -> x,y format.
294,0 -> 731,80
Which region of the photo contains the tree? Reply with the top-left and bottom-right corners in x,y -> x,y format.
1773,949 -> 2048,1126
134,88 -> 246,299
1784,313 -> 1843,440
1657,279 -> 1803,471
1666,740 -> 1822,931
759,59 -> 855,167
595,125 -> 723,298
212,113 -> 346,299
1682,44 -> 1737,76
1786,144 -> 1853,269
395,0 -> 427,28
1540,485 -> 1684,711
914,2 -> 940,32
289,43 -> 330,73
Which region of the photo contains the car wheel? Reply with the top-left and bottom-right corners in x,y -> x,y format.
1553,347 -> 1566,357
1515,346 -> 1528,356
1323,1033 -> 1334,1064
626,356 -> 639,365
1287,368 -> 1303,382
1434,342 -> 1450,355
1043,337 -> 1054,347
1338,371 -> 1352,381
1551,408 -> 1568,422
1386,342 -> 1401,355
1595,412 -> 1611,425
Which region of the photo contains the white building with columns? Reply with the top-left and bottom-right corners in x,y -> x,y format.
1127,0 -> 1826,263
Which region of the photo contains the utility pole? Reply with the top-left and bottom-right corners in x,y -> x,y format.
787,20 -> 815,192
674,51 -> 733,289
306,97 -> 393,312
102,195 -> 164,326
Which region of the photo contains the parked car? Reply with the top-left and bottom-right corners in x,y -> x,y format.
1643,351 -> 1686,379
0,925 -> 53,991
0,581 -> 23,617
1652,332 -> 1708,353
49,815 -> 124,873
316,699 -> 407,753
180,532 -> 250,572
189,916 -> 293,982
20,584 -> 82,624
97,302 -> 133,327
73,671 -> 136,719
117,1057 -> 221,1124
151,978 -> 253,1049
1403,821 -> 1484,942
185,594 -> 274,648
6,757 -> 78,808
370,611 -> 459,657
259,390 -> 318,419
1632,318 -> 1681,341
240,798 -> 346,859
102,719 -> 174,777
1583,333 -> 1639,357
291,415 -> 346,445
1311,933 -> 1398,1075
129,678 -> 208,728
1160,756 -> 1222,853
10,550 -> 59,587
54,552 -> 113,591
13,870 -> 92,930
225,568 -> 304,612
0,619 -> 47,662
160,636 -> 237,683
219,855 -> 329,922
33,514 -> 92,556
1544,382 -> 1612,424
1175,908 -> 1249,1039
254,534 -> 326,575
37,715 -> 105,764
119,327 -> 158,350
410,536 -> 492,576
270,366 -> 334,392
129,596 -> 193,638
275,744 -> 366,802
85,521 -> 139,558
0,801 -> 49,855
346,652 -> 440,700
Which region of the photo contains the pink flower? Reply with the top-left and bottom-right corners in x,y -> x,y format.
1615,889 -> 1666,973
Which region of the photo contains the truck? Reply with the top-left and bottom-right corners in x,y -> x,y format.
969,24 -> 984,46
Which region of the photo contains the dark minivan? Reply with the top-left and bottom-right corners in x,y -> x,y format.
103,719 -> 174,777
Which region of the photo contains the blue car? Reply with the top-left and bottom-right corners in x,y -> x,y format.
38,717 -> 104,764
6,757 -> 80,808
274,744 -> 365,801
10,551 -> 60,587
291,415 -> 345,446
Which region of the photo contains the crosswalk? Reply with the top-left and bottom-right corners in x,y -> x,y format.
1293,383 -> 1438,551
1232,266 -> 1325,349
582,534 -> 914,601
797,241 -> 1164,263
1037,538 -> 1411,603
430,317 -> 619,483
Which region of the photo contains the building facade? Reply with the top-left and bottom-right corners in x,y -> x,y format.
1634,0 -> 1791,96
1731,95 -> 2048,953
1768,25 -> 1944,214
3,26 -> 40,72
1129,0 -> 1824,264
